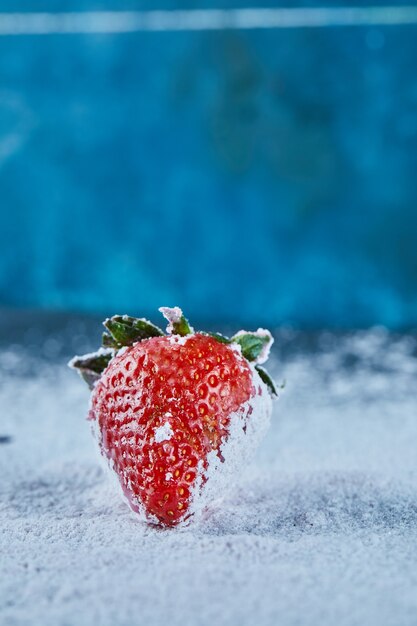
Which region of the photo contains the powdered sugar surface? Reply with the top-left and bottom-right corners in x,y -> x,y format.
154,421 -> 174,443
2,328 -> 417,626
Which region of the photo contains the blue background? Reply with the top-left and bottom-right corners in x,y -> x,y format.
1,2 -> 417,328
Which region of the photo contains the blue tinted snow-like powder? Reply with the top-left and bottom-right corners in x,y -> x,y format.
1,329 -> 417,626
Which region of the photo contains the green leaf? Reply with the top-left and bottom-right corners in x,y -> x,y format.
204,332 -> 232,344
231,331 -> 272,363
159,307 -> 193,336
102,331 -> 119,349
255,365 -> 278,397
103,315 -> 164,347
68,349 -> 114,389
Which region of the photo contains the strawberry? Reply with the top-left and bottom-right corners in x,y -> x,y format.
70,307 -> 277,527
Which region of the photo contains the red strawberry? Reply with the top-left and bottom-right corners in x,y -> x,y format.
70,307 -> 277,527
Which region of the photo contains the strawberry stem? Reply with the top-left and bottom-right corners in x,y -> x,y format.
159,307 -> 193,336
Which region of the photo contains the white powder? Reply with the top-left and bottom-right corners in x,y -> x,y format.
159,306 -> 183,324
159,306 -> 194,335
154,421 -> 174,443
166,334 -> 190,346
3,329 -> 417,626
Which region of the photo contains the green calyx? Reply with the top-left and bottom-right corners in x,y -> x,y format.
254,365 -> 278,397
103,315 -> 164,349
69,306 -> 278,396
68,349 -> 114,390
232,330 -> 272,363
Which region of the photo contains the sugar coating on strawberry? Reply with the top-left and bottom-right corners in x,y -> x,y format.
70,308 -> 277,527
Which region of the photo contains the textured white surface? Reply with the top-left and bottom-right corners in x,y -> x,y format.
1,329 -> 417,626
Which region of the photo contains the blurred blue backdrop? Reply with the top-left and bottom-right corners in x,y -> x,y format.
0,2 -> 417,328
